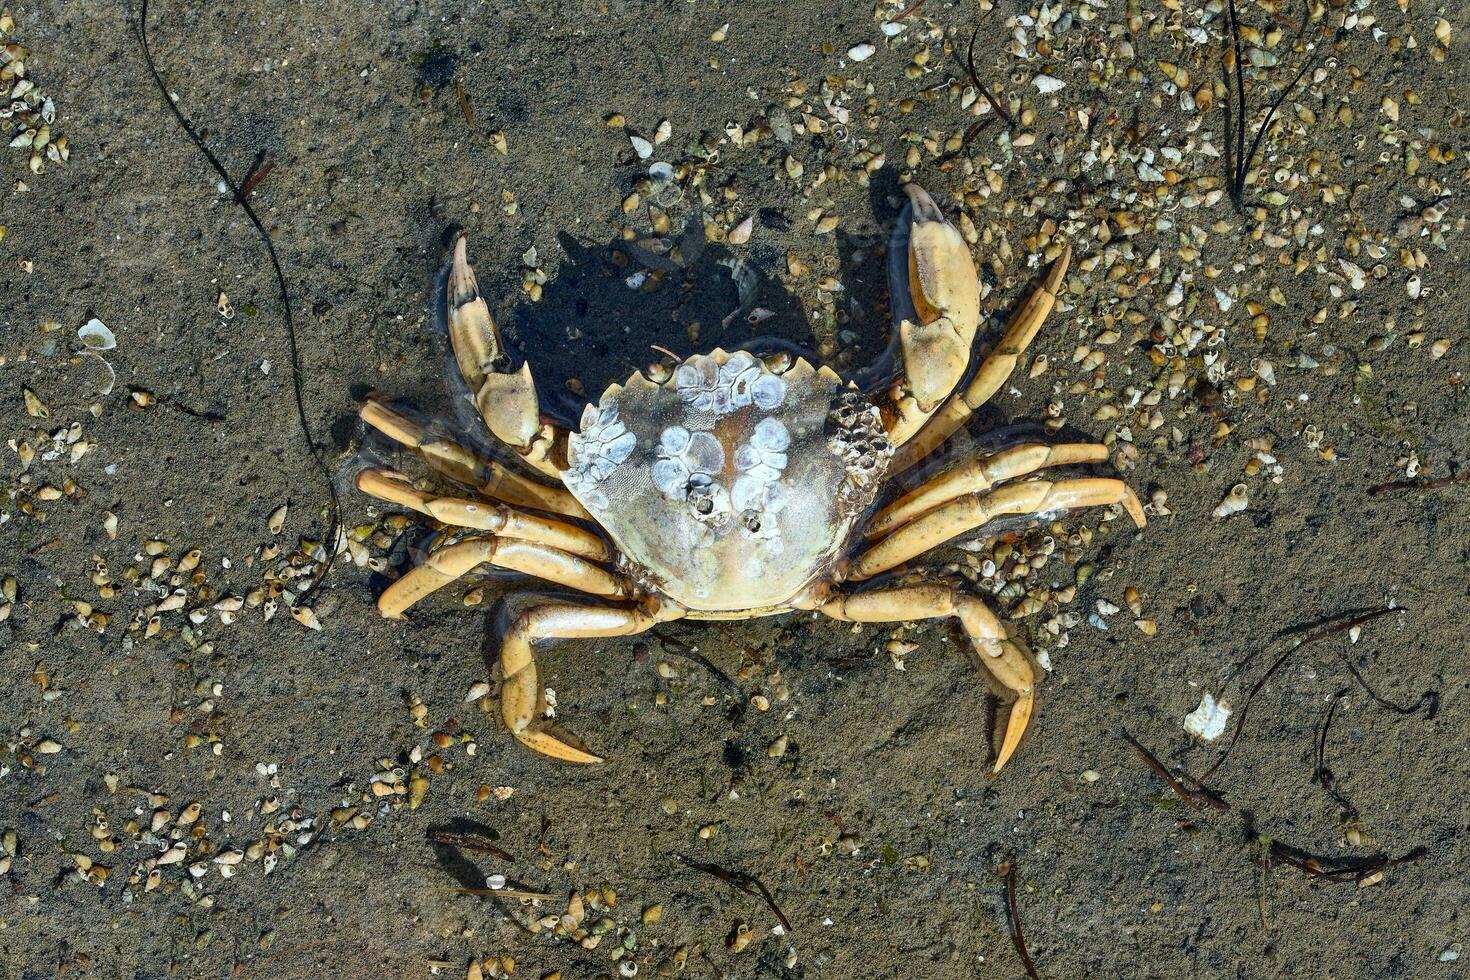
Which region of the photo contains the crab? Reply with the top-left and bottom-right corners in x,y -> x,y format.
356,184 -> 1144,774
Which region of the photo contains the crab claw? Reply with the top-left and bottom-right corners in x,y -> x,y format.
885,184 -> 982,443
447,236 -> 560,477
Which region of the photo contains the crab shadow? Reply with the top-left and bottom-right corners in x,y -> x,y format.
495,230 -> 829,427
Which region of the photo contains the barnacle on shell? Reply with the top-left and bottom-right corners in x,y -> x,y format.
651,426 -> 725,498
675,351 -> 785,415
826,391 -> 893,509
565,401 -> 637,509
732,417 -> 791,539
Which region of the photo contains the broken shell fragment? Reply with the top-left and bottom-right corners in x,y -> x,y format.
78,318 -> 116,350
1183,692 -> 1231,742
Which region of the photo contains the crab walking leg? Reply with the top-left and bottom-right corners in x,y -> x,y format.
849,478 -> 1146,581
500,603 -> 662,763
865,443 -> 1108,539
447,235 -> 564,481
377,537 -> 626,620
881,184 -> 983,447
821,584 -> 1036,773
356,468 -> 609,561
890,246 -> 1072,472
360,399 -> 589,519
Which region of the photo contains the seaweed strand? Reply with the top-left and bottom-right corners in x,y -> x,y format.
135,0 -> 342,603
676,855 -> 792,932
1000,860 -> 1042,980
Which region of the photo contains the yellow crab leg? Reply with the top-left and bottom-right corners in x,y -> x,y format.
447,235 -> 564,481
356,468 -> 608,560
359,398 -> 588,519
821,584 -> 1035,773
377,537 -> 626,620
499,602 -> 665,763
849,478 -> 1145,581
891,245 -> 1072,472
865,443 -> 1108,539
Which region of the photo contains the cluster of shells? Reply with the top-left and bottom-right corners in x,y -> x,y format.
1,8 -> 68,174
12,384 -> 338,641
912,510 -> 1159,670
14,771 -> 321,898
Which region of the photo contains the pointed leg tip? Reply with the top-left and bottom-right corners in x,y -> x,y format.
515,730 -> 604,764
448,233 -> 479,306
1043,244 -> 1072,290
1122,487 -> 1148,529
992,692 -> 1034,775
902,182 -> 944,221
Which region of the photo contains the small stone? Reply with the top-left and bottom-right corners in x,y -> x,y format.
728,215 -> 753,245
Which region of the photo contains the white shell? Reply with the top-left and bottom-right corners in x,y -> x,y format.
564,350 -> 890,611
1183,693 -> 1232,742
78,318 -> 116,350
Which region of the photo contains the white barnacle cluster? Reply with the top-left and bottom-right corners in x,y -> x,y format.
652,426 -> 729,524
675,351 -> 785,415
565,402 -> 636,509
651,417 -> 792,539
649,353 -> 795,540
732,417 -> 790,539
